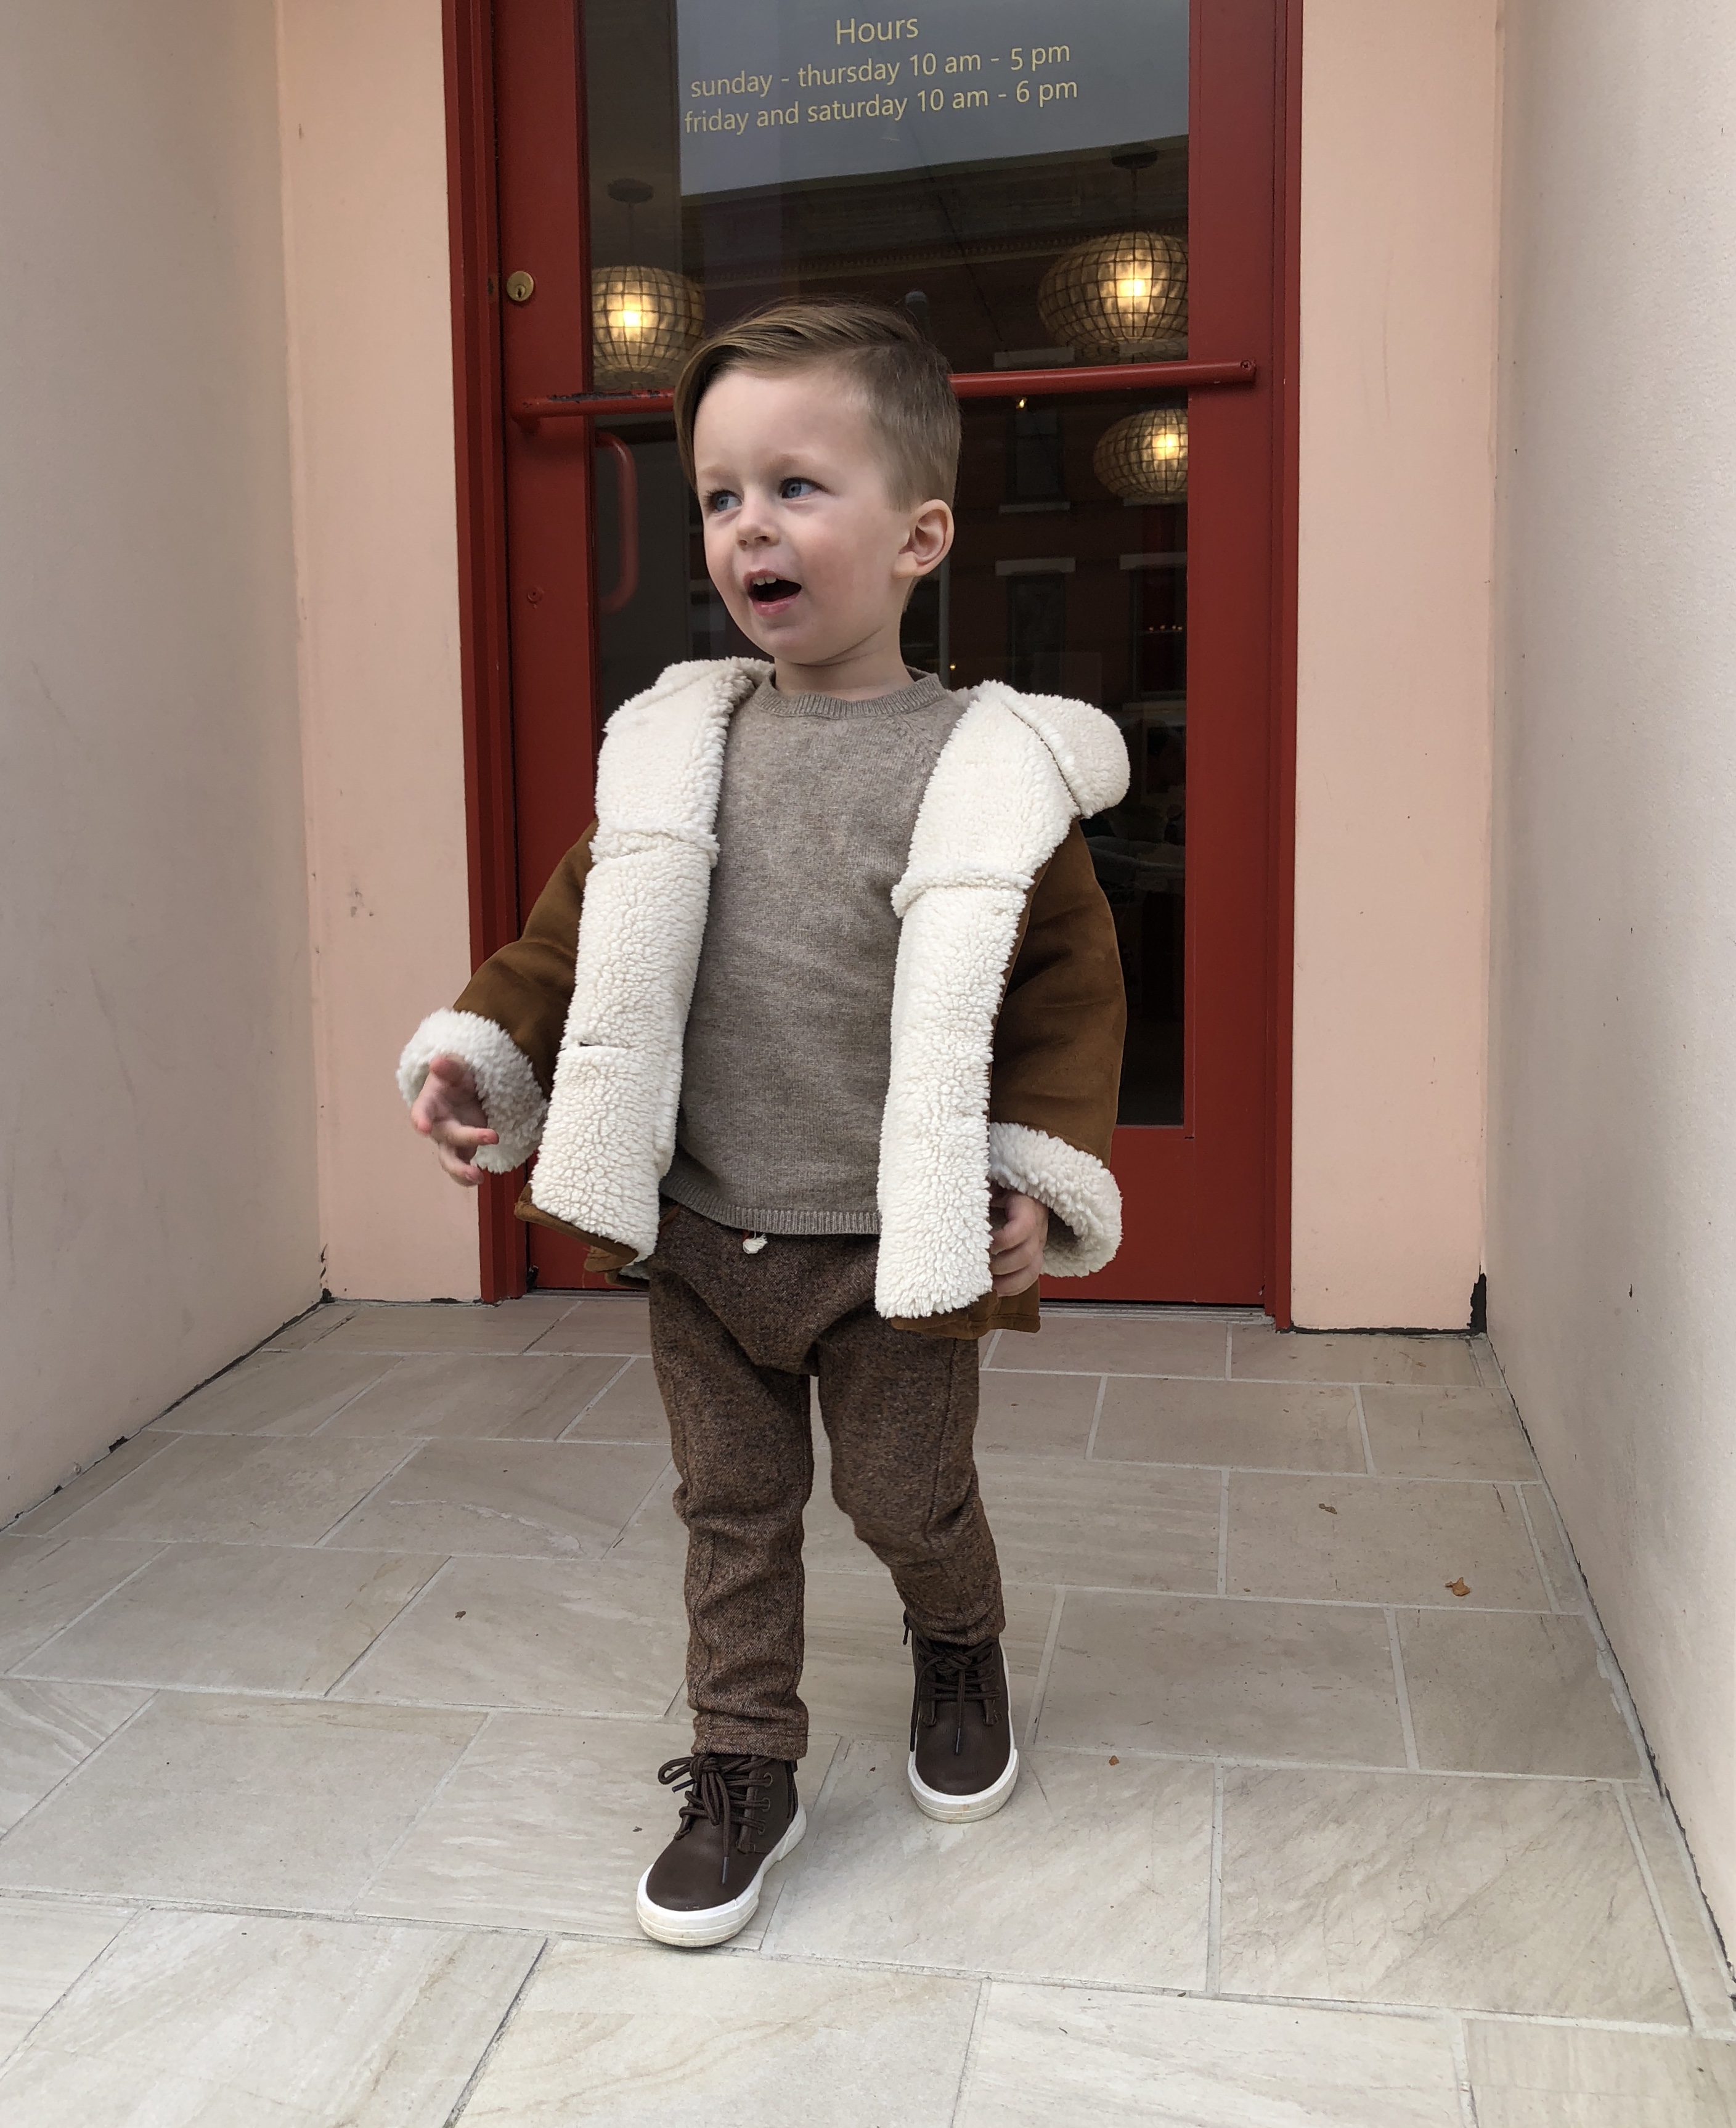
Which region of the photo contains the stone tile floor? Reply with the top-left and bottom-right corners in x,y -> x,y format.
0,1295 -> 1730,2123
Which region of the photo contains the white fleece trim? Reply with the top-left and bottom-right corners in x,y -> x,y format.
876,701 -> 1076,1316
960,680 -> 1130,820
529,657 -> 767,1252
988,1121 -> 1122,1279
396,1009 -> 548,1172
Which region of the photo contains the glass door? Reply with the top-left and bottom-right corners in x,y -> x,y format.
489,0 -> 1283,1302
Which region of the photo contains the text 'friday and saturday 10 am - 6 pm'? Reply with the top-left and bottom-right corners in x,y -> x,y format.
675,1 -> 1188,194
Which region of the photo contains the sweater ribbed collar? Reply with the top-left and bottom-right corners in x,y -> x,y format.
756,669 -> 949,722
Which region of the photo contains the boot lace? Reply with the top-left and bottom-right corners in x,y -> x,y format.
656,1753 -> 778,1878
905,1620 -> 1003,1756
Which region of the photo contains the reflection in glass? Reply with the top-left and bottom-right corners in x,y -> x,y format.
580,0 -> 1189,1125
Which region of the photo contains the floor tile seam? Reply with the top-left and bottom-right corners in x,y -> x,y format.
13,1534 -> 439,1557
1538,1488 -> 1661,1786
11,1437 -> 180,1541
1023,1737 -> 1656,1784
1635,1786 -> 1736,2020
1204,1987 -> 1695,2035
1510,1484 -> 1563,1612
264,1301 -> 357,1351
1448,2013 -> 1481,2128
602,1457 -> 681,1563
0,1894 -> 156,2069
1,1678 -> 692,1722
1385,1607 -> 1424,1771
1019,1583 -> 1560,1614
325,1686 -> 684,1726
0,1886 -> 147,1915
2,1886 -> 561,1947
309,1438 -> 432,1550
298,1361 -> 401,1440
1613,1779 -> 1719,2037
1022,1588 -> 1068,1748
946,1978 -> 993,2128
990,1365 -> 1428,1384
1205,1764 -> 1226,1990
1081,1374 -> 1109,1459
149,1427 -> 672,1449
1072,1456 -> 1543,1485
1353,1385 -> 1377,1474
752,1944 -> 1216,1996
555,1357 -> 640,1443
0,1543 -> 173,1678
1226,1371 -> 1485,1388
752,1947 -> 1684,2033
308,1344 -> 651,1360
318,1554 -> 460,1702
0,1688 -> 161,1853
439,1933 -> 550,2126
344,1707 -> 495,1917
1461,2008 -> 1736,2040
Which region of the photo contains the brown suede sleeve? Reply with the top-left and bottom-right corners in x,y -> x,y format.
989,820 -> 1125,1166
453,826 -> 595,1097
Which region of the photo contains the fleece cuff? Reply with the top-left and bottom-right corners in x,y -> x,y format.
988,1120 -> 1122,1278
396,1009 -> 548,1172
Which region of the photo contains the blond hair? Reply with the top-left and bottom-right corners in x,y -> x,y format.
674,297 -> 960,507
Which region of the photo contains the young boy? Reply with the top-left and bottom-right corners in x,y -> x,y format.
399,300 -> 1127,1947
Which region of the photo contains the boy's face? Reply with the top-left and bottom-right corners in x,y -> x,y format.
693,364 -> 952,675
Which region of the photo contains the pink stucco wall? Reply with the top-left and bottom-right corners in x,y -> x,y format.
1290,0 -> 1499,1329
278,0 -> 480,1301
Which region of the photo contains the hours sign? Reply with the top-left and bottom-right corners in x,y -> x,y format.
676,0 -> 1188,195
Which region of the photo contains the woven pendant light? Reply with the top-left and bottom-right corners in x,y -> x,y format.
1038,230 -> 1188,361
590,264 -> 704,391
1093,407 -> 1188,502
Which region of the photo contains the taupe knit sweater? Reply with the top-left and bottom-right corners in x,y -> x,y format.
660,671 -> 963,1233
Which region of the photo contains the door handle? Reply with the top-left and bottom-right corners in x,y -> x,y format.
595,431 -> 638,616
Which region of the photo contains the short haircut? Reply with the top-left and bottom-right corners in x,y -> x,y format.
674,297 -> 960,507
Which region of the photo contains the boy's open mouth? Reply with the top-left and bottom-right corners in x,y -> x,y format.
746,574 -> 801,608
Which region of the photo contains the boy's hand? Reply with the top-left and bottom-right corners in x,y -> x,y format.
410,1054 -> 498,1186
989,1187 -> 1049,1295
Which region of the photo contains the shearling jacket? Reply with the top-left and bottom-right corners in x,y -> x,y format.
398,657 -> 1129,1335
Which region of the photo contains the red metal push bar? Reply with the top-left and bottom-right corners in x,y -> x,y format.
510,358 -> 1258,431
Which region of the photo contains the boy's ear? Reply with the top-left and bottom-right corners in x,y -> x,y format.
899,497 -> 955,581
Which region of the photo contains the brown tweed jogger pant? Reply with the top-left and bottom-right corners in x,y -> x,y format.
646,1202 -> 1006,1761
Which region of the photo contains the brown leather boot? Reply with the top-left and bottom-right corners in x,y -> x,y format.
635,1751 -> 804,1947
905,1618 -> 1019,1823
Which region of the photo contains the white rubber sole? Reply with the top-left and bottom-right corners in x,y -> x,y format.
907,1653 -> 1021,1823
635,1804 -> 807,1947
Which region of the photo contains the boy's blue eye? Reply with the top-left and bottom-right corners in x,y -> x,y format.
704,489 -> 738,514
780,476 -> 817,499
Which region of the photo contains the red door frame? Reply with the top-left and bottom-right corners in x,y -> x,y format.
440,0 -> 1300,1323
